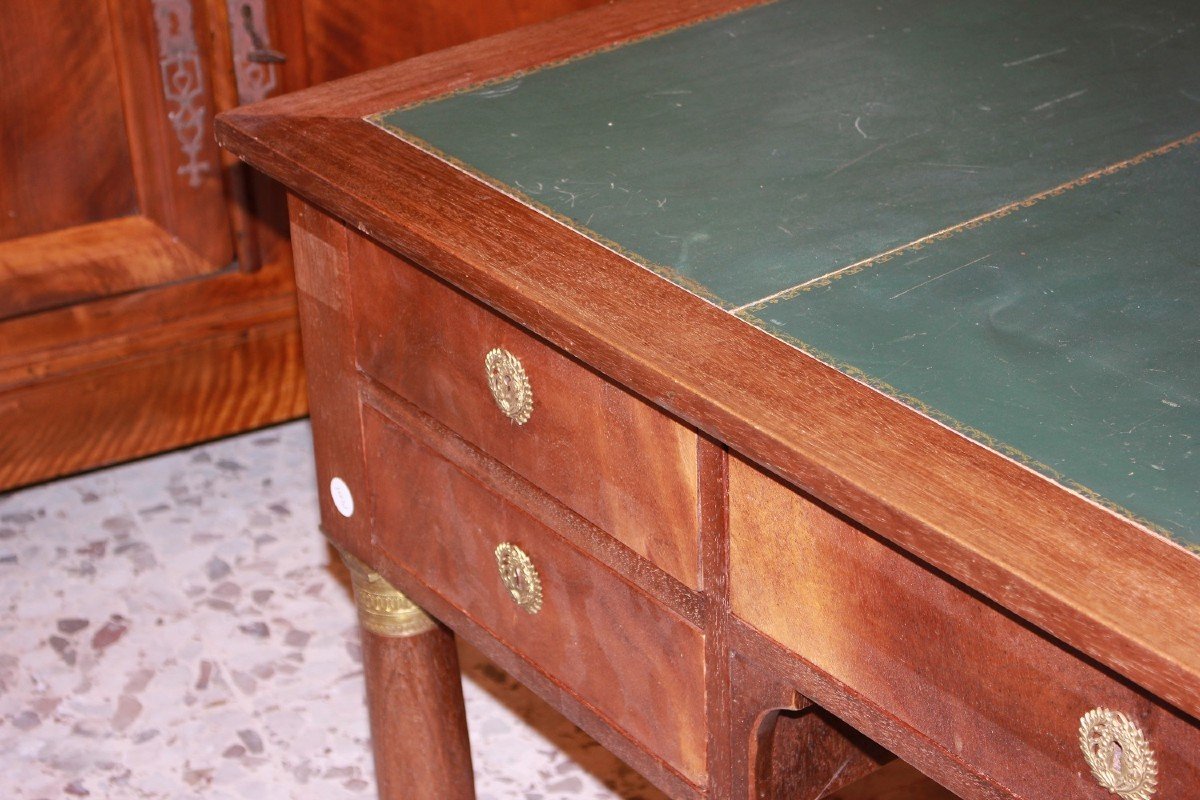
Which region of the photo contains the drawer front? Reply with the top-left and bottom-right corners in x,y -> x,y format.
729,456 -> 1200,799
363,405 -> 708,785
348,236 -> 700,588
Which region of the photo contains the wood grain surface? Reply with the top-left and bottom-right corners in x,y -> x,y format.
0,313 -> 304,488
0,0 -> 136,242
729,616 -> 1022,800
288,198 -> 374,559
769,710 -> 893,800
0,233 -> 305,491
730,454 -> 1200,798
0,218 -> 213,320
106,0 -> 234,269
826,761 -> 958,800
697,435 -> 734,798
360,377 -> 705,627
349,235 -> 701,587
0,262 -> 295,389
215,0 -> 1200,720
298,0 -> 608,84
362,403 -> 709,787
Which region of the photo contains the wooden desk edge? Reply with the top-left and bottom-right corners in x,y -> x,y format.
215,0 -> 1200,725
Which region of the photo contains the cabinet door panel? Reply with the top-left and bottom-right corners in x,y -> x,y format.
0,0 -> 235,320
108,0 -> 233,266
0,0 -> 137,242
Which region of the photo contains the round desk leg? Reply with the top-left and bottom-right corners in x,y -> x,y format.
343,551 -> 476,800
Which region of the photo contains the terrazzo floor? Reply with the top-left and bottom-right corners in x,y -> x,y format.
0,420 -> 667,800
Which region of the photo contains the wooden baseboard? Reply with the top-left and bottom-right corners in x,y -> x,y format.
0,310 -> 307,491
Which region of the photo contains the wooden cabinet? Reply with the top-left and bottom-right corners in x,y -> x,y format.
0,0 -> 605,490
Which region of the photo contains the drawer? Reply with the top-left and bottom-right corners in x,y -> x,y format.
348,236 -> 700,588
362,404 -> 708,786
728,456 -> 1200,799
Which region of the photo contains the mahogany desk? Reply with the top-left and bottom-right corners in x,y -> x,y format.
217,1 -> 1200,798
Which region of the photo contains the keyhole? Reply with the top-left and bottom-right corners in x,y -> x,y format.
502,563 -> 522,596
1110,739 -> 1125,774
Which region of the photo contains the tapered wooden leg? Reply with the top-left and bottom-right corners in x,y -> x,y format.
342,551 -> 476,800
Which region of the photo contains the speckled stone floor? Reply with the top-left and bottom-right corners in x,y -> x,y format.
0,420 -> 667,800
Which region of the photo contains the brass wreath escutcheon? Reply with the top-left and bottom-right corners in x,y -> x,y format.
1078,708 -> 1158,800
494,542 -> 542,614
484,348 -> 533,425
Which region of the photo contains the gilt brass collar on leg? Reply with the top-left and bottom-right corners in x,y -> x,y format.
339,549 -> 437,638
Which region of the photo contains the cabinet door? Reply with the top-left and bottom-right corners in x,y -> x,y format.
0,0 -> 235,320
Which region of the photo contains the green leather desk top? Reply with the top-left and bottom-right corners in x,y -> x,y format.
371,0 -> 1200,546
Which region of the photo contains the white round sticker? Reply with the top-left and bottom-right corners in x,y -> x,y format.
330,477 -> 355,518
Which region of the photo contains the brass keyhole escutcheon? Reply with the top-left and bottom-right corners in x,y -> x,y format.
1079,708 -> 1158,800
494,542 -> 542,614
484,348 -> 533,425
